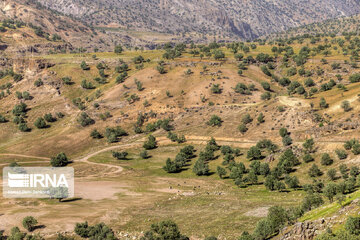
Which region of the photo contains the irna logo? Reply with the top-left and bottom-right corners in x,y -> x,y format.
7,172 -> 69,188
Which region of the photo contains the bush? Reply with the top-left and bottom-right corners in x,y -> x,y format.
345,216 -> 360,235
211,84 -> 222,94
44,113 -> 56,122
242,114 -> 253,124
193,159 -> 209,176
308,164 -> 322,177
105,127 -> 127,143
207,115 -> 222,126
12,103 -> 27,116
261,82 -> 271,91
34,117 -> 47,129
77,112 -> 94,127
143,135 -> 157,150
51,152 -> 69,167
163,158 -> 181,173
140,150 -> 150,159
282,135 -> 293,146
279,128 -> 288,137
303,154 -> 314,163
112,151 -> 128,160
261,92 -> 271,100
141,220 -> 188,240
238,123 -> 248,133
321,153 -> 333,166
247,146 -> 262,160
0,114 -> 7,123
74,222 -> 116,240
22,216 -> 38,232
335,149 -> 348,160
90,129 -> 103,139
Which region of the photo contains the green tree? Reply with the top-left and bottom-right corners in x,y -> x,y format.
34,117 -> 47,129
217,166 -> 227,179
308,164 -> 322,177
303,138 -> 315,153
323,183 -> 338,202
22,216 -> 38,232
207,115 -> 222,126
319,97 -> 329,109
327,169 -> 337,180
247,146 -> 262,160
321,153 -> 333,166
193,159 -> 209,176
114,45 -> 123,54
341,100 -> 351,112
345,216 -> 360,235
51,152 -> 69,167
143,135 -> 157,150
141,220 -> 189,240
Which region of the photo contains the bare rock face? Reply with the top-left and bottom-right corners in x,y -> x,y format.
280,219 -> 328,240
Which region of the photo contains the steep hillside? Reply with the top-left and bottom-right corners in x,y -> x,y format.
268,14 -> 360,40
35,0 -> 360,40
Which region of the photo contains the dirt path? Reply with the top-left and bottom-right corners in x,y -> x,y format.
0,136 -> 349,174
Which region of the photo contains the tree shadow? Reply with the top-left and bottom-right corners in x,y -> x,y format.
60,197 -> 82,203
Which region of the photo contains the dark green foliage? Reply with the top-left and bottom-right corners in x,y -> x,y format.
303,154 -> 314,163
51,152 -> 69,167
22,216 -> 38,232
193,159 -> 209,176
217,166 -> 227,179
141,220 -> 189,240
207,115 -> 222,126
211,84 -> 222,94
77,112 -> 95,127
80,61 -> 90,70
261,81 -> 271,91
112,151 -> 128,160
257,113 -> 265,123
321,153 -> 333,166
0,114 -> 7,123
308,164 -> 322,177
143,135 -> 157,150
105,126 -> 127,143
81,80 -> 95,89
303,138 -> 315,153
140,150 -> 150,159
247,146 -> 262,160
279,128 -> 288,137
345,216 -> 360,235
116,72 -> 128,83
12,103 -> 27,116
163,158 -> 181,173
34,117 -> 47,129
282,135 -> 293,146
114,45 -> 123,54
277,149 -> 299,173
44,113 -> 56,122
319,97 -> 329,109
90,129 -> 103,139
261,92 -> 271,100
62,77 -> 73,85
284,175 -> 300,189
74,222 -> 116,240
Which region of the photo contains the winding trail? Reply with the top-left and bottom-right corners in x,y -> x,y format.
0,135 -> 348,176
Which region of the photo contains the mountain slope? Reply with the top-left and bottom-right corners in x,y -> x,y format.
35,0 -> 360,40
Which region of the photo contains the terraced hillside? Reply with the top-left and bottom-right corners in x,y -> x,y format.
1,21 -> 360,239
